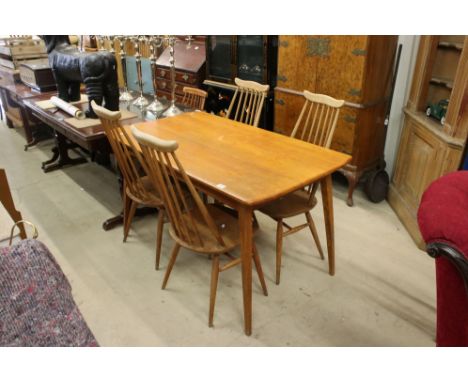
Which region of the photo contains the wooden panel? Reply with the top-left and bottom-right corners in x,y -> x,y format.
351,102 -> 388,168
362,36 -> 398,104
395,117 -> 443,209
332,106 -> 357,155
315,35 -> 368,103
444,37 -> 468,139
273,88 -> 305,136
276,36 -> 318,91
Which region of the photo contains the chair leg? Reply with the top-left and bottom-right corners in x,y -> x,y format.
208,254 -> 220,327
122,191 -> 131,242
155,209 -> 165,270
123,199 -> 137,242
276,219 -> 283,285
305,211 -> 324,260
252,243 -> 268,296
161,243 -> 181,289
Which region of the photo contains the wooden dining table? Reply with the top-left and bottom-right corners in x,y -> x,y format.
132,111 -> 351,335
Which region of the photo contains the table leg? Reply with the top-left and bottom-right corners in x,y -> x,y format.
320,174 -> 335,276
19,104 -> 35,151
42,132 -> 87,173
239,205 -> 253,336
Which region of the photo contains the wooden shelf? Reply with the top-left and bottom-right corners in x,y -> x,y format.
438,41 -> 463,51
429,77 -> 454,90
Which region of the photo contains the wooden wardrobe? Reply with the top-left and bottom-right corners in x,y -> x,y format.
274,35 -> 398,206
388,36 -> 468,248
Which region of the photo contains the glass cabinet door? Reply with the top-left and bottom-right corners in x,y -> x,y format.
207,36 -> 233,82
237,36 -> 264,82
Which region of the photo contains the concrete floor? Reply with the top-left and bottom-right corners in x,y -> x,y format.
0,122 -> 436,346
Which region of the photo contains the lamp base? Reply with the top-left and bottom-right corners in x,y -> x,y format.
119,90 -> 134,102
133,96 -> 149,108
162,104 -> 183,118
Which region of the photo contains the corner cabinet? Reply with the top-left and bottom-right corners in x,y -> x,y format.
388,36 -> 468,248
273,35 -> 398,206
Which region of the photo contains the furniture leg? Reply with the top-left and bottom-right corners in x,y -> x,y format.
122,187 -> 131,241
252,243 -> 268,296
208,254 -> 220,327
162,243 -> 181,289
276,219 -> 283,285
123,199 -> 137,242
41,146 -> 59,169
320,174 -> 335,275
0,169 -> 26,239
19,104 -> 34,151
42,132 -> 87,173
305,211 -> 324,259
155,209 -> 165,270
239,205 -> 253,336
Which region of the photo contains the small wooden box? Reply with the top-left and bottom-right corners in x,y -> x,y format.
19,59 -> 56,92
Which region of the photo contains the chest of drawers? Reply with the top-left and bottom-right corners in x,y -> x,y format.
155,40 -> 206,102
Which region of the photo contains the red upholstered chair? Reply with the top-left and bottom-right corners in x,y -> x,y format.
417,171 -> 468,347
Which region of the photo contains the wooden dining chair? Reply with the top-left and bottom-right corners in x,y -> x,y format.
131,125 -> 268,327
91,101 -> 167,270
181,86 -> 207,111
226,78 -> 269,127
258,91 -> 345,285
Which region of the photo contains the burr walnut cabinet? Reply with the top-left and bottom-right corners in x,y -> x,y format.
388,36 -> 468,248
274,35 -> 398,206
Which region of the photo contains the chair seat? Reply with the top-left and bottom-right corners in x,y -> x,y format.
125,175 -> 163,207
259,188 -> 317,219
169,204 -> 257,254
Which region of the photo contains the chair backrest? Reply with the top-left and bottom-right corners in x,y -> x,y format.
226,78 -> 269,127
91,101 -> 153,202
131,126 -> 225,249
181,86 -> 207,111
291,91 -> 345,148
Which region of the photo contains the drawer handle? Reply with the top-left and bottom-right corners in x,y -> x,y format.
159,69 -> 166,77
277,75 -> 287,82
276,99 -> 285,106
160,81 -> 167,89
352,49 -> 367,56
348,88 -> 362,97
343,114 -> 357,123
280,40 -> 289,48
182,73 -> 189,81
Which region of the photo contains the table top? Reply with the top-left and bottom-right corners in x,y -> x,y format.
22,94 -> 190,143
132,112 -> 352,207
0,82 -> 55,100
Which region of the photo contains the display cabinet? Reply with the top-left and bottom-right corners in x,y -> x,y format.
388,36 -> 468,248
206,35 -> 277,85
204,35 -> 278,129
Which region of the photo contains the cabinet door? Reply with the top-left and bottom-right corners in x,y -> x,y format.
394,117 -> 444,209
315,35 -> 368,103
274,89 -> 305,136
206,36 -> 234,83
276,36 -> 319,91
237,36 -> 265,83
331,106 -> 357,155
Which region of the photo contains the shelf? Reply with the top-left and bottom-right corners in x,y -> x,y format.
429,77 -> 454,90
438,41 -> 464,51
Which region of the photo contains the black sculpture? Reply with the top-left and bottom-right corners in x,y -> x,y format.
41,35 -> 119,118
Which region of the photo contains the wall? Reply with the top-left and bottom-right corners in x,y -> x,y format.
384,35 -> 420,177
